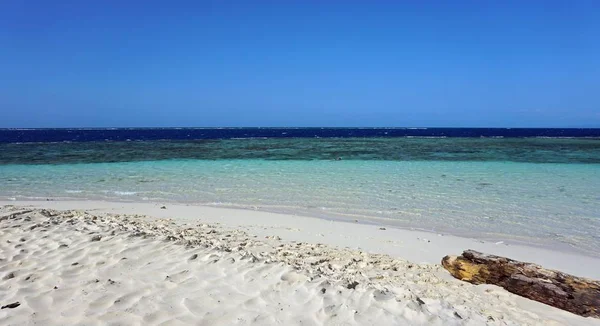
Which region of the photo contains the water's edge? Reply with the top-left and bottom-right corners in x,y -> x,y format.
4,197 -> 596,260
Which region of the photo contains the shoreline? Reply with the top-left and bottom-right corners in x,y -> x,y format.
4,199 -> 600,280
2,196 -> 598,260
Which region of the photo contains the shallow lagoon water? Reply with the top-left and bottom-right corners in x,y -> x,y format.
1,154 -> 599,257
1,134 -> 600,256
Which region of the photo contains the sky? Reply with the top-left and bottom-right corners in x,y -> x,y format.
1,1 -> 599,128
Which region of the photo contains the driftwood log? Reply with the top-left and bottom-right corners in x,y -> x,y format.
442,250 -> 600,318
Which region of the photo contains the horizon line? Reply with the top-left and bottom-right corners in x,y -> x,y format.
2,126 -> 600,130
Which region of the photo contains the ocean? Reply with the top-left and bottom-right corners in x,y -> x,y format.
1,128 -> 599,257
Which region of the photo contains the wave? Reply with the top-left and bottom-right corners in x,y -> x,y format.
114,191 -> 137,196
405,136 -> 447,138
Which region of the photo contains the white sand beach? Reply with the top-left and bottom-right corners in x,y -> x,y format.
1,200 -> 599,325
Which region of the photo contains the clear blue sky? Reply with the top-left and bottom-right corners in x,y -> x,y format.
1,1 -> 598,128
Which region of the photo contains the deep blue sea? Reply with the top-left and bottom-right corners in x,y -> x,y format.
1,128 -> 599,256
1,127 -> 600,143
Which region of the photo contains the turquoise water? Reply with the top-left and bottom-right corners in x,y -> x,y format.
1,158 -> 599,257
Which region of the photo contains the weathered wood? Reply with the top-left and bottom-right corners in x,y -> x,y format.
442,250 -> 600,318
